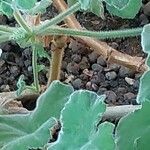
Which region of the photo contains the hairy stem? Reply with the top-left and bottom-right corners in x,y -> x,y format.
32,45 -> 40,93
13,10 -> 32,33
0,35 -> 11,43
47,48 -> 64,87
35,2 -> 80,34
0,25 -> 14,33
39,26 -> 143,39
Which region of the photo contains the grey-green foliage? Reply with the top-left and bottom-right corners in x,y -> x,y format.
0,0 -> 52,17
0,81 -> 73,149
115,101 -> 150,150
115,23 -> 150,149
67,0 -> 142,19
136,24 -> 150,103
48,90 -> 115,150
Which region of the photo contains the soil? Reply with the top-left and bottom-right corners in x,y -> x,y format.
0,1 -> 150,106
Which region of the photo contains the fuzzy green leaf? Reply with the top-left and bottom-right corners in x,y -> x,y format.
136,71 -> 150,104
16,0 -> 37,10
0,81 -> 73,149
48,90 -> 114,149
0,0 -> 13,16
37,43 -> 51,61
28,0 -> 52,15
106,0 -> 142,19
141,24 -> 150,54
81,122 -> 115,150
116,100 -> 150,150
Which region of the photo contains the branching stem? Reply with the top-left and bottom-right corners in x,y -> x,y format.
35,2 -> 80,34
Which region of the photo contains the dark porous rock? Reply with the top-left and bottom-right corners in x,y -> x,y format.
109,42 -> 119,49
71,54 -> 81,63
88,52 -> 99,63
109,80 -> 118,88
105,71 -> 117,80
97,72 -> 105,82
0,84 -> 10,92
119,66 -> 135,78
117,87 -> 127,94
10,66 -> 20,77
27,66 -> 33,72
91,64 -> 103,72
91,75 -> 100,85
61,61 -> 67,70
80,74 -> 89,81
79,57 -> 90,70
0,15 -> 7,25
85,81 -> 98,91
124,92 -> 136,102
105,64 -> 120,72
139,14 -> 149,25
104,90 -> 117,104
0,59 -> 5,68
97,87 -> 107,95
97,55 -> 106,67
72,78 -> 83,89
67,62 -> 79,75
24,60 -> 32,67
60,71 -> 65,81
22,48 -> 31,58
143,2 -> 150,16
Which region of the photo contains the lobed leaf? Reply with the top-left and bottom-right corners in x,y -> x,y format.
48,90 -> 115,149
141,24 -> 150,54
116,100 -> 150,150
0,81 -> 73,149
106,0 -> 142,19
136,71 -> 150,104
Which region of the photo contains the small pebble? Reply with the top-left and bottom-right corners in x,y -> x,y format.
143,2 -> 150,16
125,77 -> 135,85
88,52 -> 99,63
71,54 -> 81,63
67,62 -> 79,75
91,64 -> 103,72
97,56 -> 106,66
72,78 -> 83,89
119,66 -> 134,78
105,71 -> 117,80
104,90 -> 117,104
124,92 -> 136,101
97,87 -> 107,95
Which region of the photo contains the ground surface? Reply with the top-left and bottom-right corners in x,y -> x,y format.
0,1 -> 150,106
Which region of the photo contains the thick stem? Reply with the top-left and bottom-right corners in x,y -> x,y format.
13,10 -> 32,33
35,2 -> 80,34
32,45 -> 40,92
39,26 -> 143,39
47,48 -> 64,86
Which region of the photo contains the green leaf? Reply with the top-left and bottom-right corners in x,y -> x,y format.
16,74 -> 26,96
0,81 -> 73,149
16,0 -> 37,10
141,24 -> 150,54
106,0 -> 142,19
0,0 -> 13,16
136,71 -> 150,104
79,0 -> 90,10
90,0 -> 104,18
28,0 -> 52,15
48,91 -> 114,149
116,100 -> 150,150
37,64 -> 46,72
81,122 -> 115,150
37,43 -> 51,61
